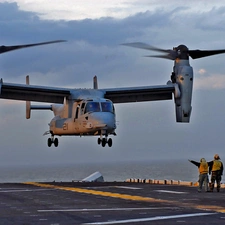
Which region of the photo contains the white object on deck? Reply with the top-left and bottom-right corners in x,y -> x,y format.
81,171 -> 104,182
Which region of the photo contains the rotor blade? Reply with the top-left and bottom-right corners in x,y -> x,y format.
189,49 -> 225,59
122,42 -> 178,60
121,42 -> 170,53
0,40 -> 66,54
145,54 -> 175,60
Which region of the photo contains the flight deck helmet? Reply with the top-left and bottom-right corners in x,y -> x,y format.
214,154 -> 220,160
200,158 -> 206,163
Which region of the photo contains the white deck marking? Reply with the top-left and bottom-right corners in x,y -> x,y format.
38,207 -> 177,212
155,190 -> 187,194
83,213 -> 216,224
0,188 -> 26,190
0,188 -> 53,193
114,186 -> 142,190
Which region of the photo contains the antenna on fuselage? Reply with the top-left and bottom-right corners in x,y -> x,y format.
93,75 -> 98,89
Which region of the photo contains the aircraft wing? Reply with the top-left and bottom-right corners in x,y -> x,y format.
0,80 -> 71,103
0,79 -> 175,104
103,84 -> 175,103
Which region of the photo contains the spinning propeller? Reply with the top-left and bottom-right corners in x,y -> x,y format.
0,40 -> 66,55
122,42 -> 225,60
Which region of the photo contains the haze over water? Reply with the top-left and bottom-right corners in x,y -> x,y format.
0,159 -> 223,183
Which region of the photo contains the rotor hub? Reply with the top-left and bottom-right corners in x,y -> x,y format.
173,45 -> 189,60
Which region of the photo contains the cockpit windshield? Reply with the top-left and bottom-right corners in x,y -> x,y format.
85,102 -> 100,113
84,101 -> 114,114
101,102 -> 114,113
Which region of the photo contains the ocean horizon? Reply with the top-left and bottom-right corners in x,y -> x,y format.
0,159 -> 223,184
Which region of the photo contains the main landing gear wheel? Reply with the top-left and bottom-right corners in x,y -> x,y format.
54,138 -> 59,147
108,138 -> 112,147
48,138 -> 52,147
47,137 -> 59,147
97,137 -> 113,147
102,138 -> 106,147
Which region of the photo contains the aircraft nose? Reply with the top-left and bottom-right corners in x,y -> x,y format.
92,112 -> 116,130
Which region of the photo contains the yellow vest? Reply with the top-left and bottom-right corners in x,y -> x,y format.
199,162 -> 208,174
212,160 -> 222,171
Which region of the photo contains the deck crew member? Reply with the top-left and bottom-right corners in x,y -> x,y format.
188,158 -> 209,192
208,154 -> 223,192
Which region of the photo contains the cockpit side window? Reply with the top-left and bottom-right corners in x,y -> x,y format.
80,102 -> 86,115
84,102 -> 100,113
101,102 -> 114,113
81,102 -> 85,110
75,104 -> 80,119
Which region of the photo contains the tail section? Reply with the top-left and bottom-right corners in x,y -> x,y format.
26,75 -> 31,119
26,100 -> 31,119
25,75 -> 52,119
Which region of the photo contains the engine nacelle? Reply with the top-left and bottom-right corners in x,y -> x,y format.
174,60 -> 193,123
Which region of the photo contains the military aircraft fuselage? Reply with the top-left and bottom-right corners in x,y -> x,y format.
47,97 -> 116,147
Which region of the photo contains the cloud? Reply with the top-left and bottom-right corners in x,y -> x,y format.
198,69 -> 206,75
195,73 -> 225,90
2,0 -> 225,21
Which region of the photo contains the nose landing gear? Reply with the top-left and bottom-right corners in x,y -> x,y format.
97,137 -> 112,147
47,135 -> 59,147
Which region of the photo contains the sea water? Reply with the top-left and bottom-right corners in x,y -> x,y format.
1,159 -> 222,183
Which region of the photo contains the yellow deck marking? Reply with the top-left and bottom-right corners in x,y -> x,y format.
24,182 -> 225,213
24,182 -> 168,203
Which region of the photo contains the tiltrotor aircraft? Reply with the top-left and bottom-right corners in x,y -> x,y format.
1,41 -> 225,147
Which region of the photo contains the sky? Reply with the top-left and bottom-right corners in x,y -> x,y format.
0,0 -> 225,167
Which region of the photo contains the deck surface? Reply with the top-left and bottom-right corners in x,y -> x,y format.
0,182 -> 225,224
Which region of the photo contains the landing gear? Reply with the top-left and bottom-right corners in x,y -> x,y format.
108,138 -> 112,147
97,137 -> 112,147
47,136 -> 59,147
102,138 -> 106,147
54,138 -> 59,147
47,138 -> 52,147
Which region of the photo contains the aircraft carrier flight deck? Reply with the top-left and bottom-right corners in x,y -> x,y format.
0,180 -> 225,225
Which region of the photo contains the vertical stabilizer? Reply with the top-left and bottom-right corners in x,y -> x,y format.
26,75 -> 31,119
93,76 -> 98,89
